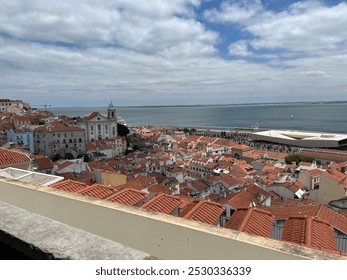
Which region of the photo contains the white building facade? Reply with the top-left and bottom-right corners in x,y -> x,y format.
78,102 -> 118,142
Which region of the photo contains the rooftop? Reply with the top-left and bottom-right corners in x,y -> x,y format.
0,148 -> 31,167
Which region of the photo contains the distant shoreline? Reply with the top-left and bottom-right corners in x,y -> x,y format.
47,100 -> 347,109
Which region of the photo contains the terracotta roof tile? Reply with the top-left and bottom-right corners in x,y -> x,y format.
84,112 -> 101,120
77,184 -> 118,199
50,179 -> 88,193
35,157 -> 53,170
182,200 -> 224,225
148,184 -> 173,195
266,204 -> 347,234
225,208 -> 275,238
0,148 -> 31,167
57,161 -> 75,170
282,217 -> 337,252
140,193 -> 181,215
106,188 -> 149,206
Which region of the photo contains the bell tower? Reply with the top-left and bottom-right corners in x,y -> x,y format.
107,101 -> 116,120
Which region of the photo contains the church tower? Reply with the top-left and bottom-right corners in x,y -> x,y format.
107,101 -> 117,120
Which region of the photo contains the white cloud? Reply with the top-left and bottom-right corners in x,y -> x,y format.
0,0 -> 216,56
228,40 -> 253,56
205,1 -> 347,56
204,0 -> 264,24
1,0 -> 347,106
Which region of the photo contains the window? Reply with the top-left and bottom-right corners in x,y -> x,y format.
335,229 -> 347,253
271,220 -> 285,240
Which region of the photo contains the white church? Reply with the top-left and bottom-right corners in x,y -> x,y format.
77,102 -> 118,142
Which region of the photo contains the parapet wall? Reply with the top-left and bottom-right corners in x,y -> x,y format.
0,178 -> 344,260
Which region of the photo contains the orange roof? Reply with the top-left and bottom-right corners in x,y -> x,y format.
182,200 -> 224,225
35,157 -> 53,170
225,208 -> 275,238
168,167 -> 184,173
0,147 -> 31,167
219,185 -> 270,209
266,204 -> 347,234
322,170 -> 346,182
50,179 -> 88,193
199,136 -> 217,144
233,144 -> 252,151
140,193 -> 181,215
191,180 -> 209,191
77,184 -> 118,199
57,161 -> 75,170
106,188 -> 149,206
181,135 -> 201,143
219,176 -> 239,186
305,169 -> 324,176
213,138 -> 237,147
84,112 -> 101,120
34,125 -> 84,132
148,184 -> 172,195
282,217 -> 337,252
125,176 -> 156,190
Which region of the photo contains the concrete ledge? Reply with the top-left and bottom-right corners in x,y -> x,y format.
0,201 -> 151,260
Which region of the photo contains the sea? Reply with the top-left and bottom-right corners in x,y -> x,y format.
49,102 -> 347,134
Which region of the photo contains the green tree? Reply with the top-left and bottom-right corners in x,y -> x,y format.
285,155 -> 313,164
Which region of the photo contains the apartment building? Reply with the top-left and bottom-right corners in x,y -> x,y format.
34,125 -> 86,158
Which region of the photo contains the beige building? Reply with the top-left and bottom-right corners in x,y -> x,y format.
318,171 -> 347,205
298,169 -> 347,204
34,125 -> 86,159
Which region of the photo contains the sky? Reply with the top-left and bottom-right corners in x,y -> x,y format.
1,0 -> 347,107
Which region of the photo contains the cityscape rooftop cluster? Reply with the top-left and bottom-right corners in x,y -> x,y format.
1,98 -> 347,258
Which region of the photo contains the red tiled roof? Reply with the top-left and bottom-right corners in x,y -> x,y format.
219,176 -> 239,187
125,176 -> 156,191
305,169 -> 324,176
191,180 -> 209,191
213,138 -> 237,147
140,193 -> 182,215
50,179 -> 88,193
77,184 -> 118,199
182,200 -> 224,225
0,147 -> 31,167
57,161 -> 75,170
84,112 -> 101,121
296,150 -> 347,163
180,135 -> 201,143
282,217 -> 337,252
225,208 -> 275,238
35,157 -> 54,170
232,144 -> 252,151
106,188 -> 149,206
266,204 -> 347,234
148,184 -> 173,195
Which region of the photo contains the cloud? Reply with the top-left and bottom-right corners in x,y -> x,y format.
0,0 -> 216,56
1,0 -> 347,106
205,1 -> 347,56
203,0 -> 264,24
228,40 -> 253,57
